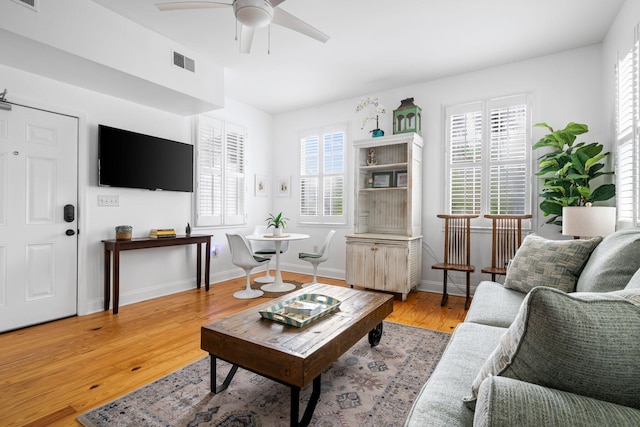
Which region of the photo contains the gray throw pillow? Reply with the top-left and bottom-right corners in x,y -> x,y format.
576,228 -> 640,292
503,234 -> 601,293
463,286 -> 640,410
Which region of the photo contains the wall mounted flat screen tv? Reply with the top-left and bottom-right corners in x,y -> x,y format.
98,124 -> 194,192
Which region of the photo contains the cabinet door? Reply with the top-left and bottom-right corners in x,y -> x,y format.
347,241 -> 409,292
346,242 -> 376,286
373,244 -> 408,292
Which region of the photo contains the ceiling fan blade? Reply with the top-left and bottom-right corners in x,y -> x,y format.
155,1 -> 231,11
239,25 -> 255,54
270,0 -> 287,7
272,8 -> 329,43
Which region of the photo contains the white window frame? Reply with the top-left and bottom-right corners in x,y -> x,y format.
615,25 -> 640,228
299,124 -> 348,225
194,115 -> 246,227
444,94 -> 532,228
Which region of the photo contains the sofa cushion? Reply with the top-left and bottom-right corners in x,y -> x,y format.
464,281 -> 526,328
464,286 -> 640,410
404,322 -> 506,427
576,227 -> 640,292
503,234 -> 601,293
474,376 -> 640,427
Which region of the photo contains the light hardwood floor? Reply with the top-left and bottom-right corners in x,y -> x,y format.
0,273 -> 468,427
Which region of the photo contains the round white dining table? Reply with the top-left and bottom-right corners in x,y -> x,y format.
245,232 -> 310,292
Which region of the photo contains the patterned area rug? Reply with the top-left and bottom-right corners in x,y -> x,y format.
259,280 -> 304,298
78,321 -> 450,427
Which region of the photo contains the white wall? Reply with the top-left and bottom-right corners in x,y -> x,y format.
0,63 -> 273,315
0,0 -> 224,114
273,45 -> 606,296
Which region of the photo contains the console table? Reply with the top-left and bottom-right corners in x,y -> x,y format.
103,234 -> 212,314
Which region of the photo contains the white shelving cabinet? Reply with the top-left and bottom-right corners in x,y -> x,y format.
346,133 -> 423,301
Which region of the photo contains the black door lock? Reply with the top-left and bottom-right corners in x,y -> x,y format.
64,204 -> 75,222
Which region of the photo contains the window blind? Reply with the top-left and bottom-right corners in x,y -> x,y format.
195,116 -> 246,227
445,94 -> 531,223
299,126 -> 347,224
488,103 -> 528,214
615,29 -> 640,226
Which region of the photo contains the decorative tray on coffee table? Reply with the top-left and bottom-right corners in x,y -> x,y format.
259,294 -> 342,327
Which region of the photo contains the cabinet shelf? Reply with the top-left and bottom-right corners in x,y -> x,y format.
359,162 -> 408,171
359,187 -> 407,192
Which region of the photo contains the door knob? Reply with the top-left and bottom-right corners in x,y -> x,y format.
66,229 -> 76,236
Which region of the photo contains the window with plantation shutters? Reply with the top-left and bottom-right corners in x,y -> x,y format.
195,115 -> 246,227
445,94 -> 531,225
449,109 -> 482,214
299,125 -> 347,224
616,41 -> 638,225
615,27 -> 640,227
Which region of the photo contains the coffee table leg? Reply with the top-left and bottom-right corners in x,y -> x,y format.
368,322 -> 383,346
210,355 -> 239,394
291,374 -> 321,427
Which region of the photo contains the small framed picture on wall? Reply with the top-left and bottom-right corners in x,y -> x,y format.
255,174 -> 267,197
277,175 -> 291,197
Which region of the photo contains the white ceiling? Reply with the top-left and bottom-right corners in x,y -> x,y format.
90,0 -> 625,115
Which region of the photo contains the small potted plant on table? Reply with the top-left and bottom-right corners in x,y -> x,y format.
266,212 -> 288,236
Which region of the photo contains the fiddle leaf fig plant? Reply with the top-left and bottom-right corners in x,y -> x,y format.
265,212 -> 288,229
533,122 -> 615,226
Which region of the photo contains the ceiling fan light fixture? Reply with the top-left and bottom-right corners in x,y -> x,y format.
234,0 -> 273,28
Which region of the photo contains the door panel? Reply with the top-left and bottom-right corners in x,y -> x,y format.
0,104 -> 78,332
26,156 -> 56,223
0,151 -> 6,225
26,243 -> 55,300
0,246 -> 5,307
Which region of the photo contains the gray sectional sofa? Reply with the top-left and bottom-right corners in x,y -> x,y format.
405,228 -> 640,426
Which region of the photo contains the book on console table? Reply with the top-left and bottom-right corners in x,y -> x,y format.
149,229 -> 176,238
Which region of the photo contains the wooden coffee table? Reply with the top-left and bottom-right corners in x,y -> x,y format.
200,283 -> 394,427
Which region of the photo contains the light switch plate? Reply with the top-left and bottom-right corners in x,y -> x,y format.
98,195 -> 119,207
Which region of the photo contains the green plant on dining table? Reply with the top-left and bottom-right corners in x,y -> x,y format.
533,122 -> 615,227
265,212 -> 289,229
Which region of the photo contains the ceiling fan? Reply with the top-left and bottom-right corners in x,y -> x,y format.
156,0 -> 330,54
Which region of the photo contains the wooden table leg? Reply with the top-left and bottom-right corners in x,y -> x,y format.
113,248 -> 120,314
196,243 -> 202,289
205,237 -> 211,291
103,248 -> 111,311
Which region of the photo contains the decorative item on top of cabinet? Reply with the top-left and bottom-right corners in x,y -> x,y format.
393,97 -> 422,135
347,132 -> 423,300
356,96 -> 386,138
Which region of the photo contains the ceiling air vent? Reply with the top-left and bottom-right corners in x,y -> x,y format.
173,51 -> 196,73
11,0 -> 39,11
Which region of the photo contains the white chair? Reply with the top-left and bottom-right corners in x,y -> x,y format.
298,230 -> 336,287
226,233 -> 269,299
250,225 -> 289,284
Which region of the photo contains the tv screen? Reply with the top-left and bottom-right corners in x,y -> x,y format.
98,124 -> 194,192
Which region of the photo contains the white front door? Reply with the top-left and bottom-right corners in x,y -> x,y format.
0,104 -> 78,332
